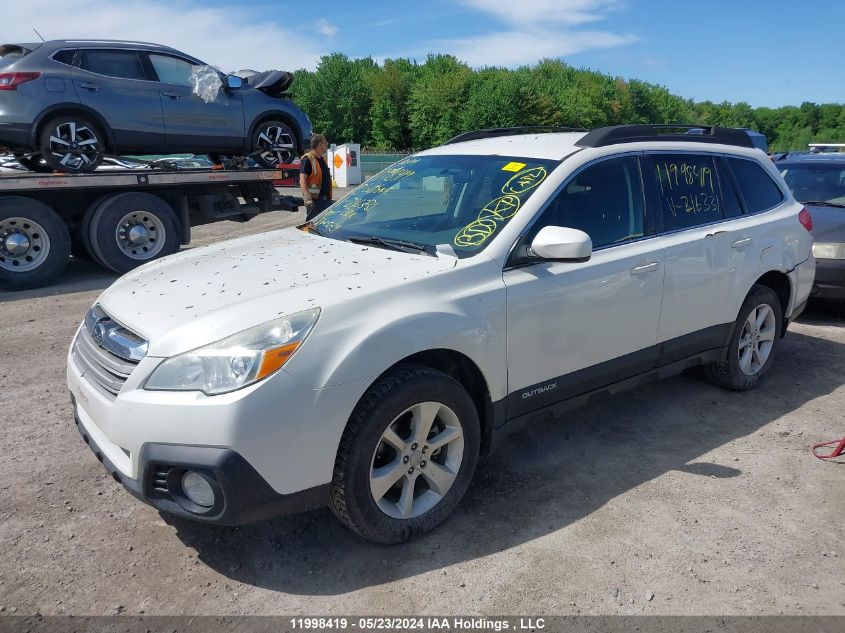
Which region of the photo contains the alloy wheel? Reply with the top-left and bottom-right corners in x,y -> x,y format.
47,121 -> 101,171
738,303 -> 777,376
369,401 -> 465,520
255,124 -> 295,167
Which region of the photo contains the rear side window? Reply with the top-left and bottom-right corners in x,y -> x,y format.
727,157 -> 785,213
79,49 -> 146,80
52,49 -> 76,66
527,155 -> 645,249
649,154 -> 723,231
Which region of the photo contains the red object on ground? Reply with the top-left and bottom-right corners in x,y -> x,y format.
811,434 -> 845,460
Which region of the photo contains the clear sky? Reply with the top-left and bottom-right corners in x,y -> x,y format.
6,0 -> 844,108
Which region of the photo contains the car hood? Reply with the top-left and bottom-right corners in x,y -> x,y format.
806,204 -> 845,242
97,228 -> 456,357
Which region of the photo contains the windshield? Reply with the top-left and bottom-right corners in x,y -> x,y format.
311,154 -> 558,257
779,163 -> 845,205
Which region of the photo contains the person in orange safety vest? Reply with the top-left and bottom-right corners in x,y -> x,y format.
299,133 -> 333,220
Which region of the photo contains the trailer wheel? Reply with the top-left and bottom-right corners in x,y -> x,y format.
0,197 -> 71,290
87,193 -> 181,274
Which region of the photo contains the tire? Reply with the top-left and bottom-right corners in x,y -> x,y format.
330,364 -> 481,544
0,197 -> 71,290
251,120 -> 298,168
39,115 -> 105,174
87,193 -> 180,274
13,153 -> 52,173
704,285 -> 783,391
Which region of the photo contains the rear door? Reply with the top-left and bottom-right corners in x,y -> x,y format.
73,48 -> 165,151
504,154 -> 665,417
647,152 -> 762,357
145,52 -> 244,152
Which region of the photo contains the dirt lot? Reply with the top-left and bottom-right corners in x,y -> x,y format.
1,200 -> 843,616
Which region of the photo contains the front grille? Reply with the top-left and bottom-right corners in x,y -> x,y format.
71,307 -> 146,400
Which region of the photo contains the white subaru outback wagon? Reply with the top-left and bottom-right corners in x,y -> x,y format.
67,125 -> 815,543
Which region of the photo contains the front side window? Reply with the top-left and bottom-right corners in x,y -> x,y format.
727,157 -> 785,212
779,162 -> 845,206
525,155 -> 645,250
148,54 -> 196,86
310,155 -> 558,258
79,49 -> 146,80
649,153 -> 724,231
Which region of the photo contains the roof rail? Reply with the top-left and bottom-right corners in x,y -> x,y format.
576,124 -> 755,149
442,126 -> 587,146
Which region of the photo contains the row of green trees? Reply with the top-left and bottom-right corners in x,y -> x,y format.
290,53 -> 845,153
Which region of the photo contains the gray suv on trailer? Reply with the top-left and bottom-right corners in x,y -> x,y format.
0,40 -> 312,173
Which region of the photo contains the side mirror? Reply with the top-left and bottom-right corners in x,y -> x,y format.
530,226 -> 592,261
225,75 -> 243,89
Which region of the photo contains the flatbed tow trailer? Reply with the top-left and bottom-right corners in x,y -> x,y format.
0,166 -> 303,290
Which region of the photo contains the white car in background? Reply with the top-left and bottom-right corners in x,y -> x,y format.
67,125 -> 814,543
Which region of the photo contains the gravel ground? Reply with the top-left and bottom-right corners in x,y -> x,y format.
0,199 -> 843,616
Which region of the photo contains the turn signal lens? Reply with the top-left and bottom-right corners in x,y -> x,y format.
256,342 -> 301,380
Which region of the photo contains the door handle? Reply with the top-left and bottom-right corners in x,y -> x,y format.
630,262 -> 660,275
731,237 -> 753,248
161,91 -> 180,98
79,82 -> 98,91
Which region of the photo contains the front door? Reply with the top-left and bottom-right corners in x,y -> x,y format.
504,155 -> 665,418
146,53 -> 245,153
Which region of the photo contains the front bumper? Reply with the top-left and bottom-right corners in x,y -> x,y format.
72,394 -> 328,524
812,258 -> 845,300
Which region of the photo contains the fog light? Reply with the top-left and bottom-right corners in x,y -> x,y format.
181,471 -> 215,508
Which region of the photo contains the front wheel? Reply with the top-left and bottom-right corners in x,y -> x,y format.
330,364 -> 480,544
251,120 -> 298,168
39,116 -> 105,173
705,285 -> 783,391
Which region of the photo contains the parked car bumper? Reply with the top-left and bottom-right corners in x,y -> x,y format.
812,257 -> 845,300
65,326 -> 365,524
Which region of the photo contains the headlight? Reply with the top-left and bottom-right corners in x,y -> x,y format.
813,242 -> 845,259
144,308 -> 320,395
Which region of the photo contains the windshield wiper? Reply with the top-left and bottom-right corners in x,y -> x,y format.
801,200 -> 845,208
346,235 -> 434,256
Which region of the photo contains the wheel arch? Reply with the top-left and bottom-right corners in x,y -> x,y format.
30,104 -> 116,152
752,270 -> 792,337
248,111 -> 304,154
373,349 -> 499,456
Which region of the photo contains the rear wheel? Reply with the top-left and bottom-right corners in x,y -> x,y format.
251,120 -> 298,168
0,197 -> 71,290
87,193 -> 180,273
39,115 -> 105,173
330,364 -> 480,544
705,285 -> 783,391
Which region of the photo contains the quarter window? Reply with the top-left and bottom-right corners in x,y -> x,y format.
727,157 -> 785,212
528,156 -> 645,249
649,154 -> 723,231
79,49 -> 146,80
149,54 -> 196,86
52,49 -> 77,66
